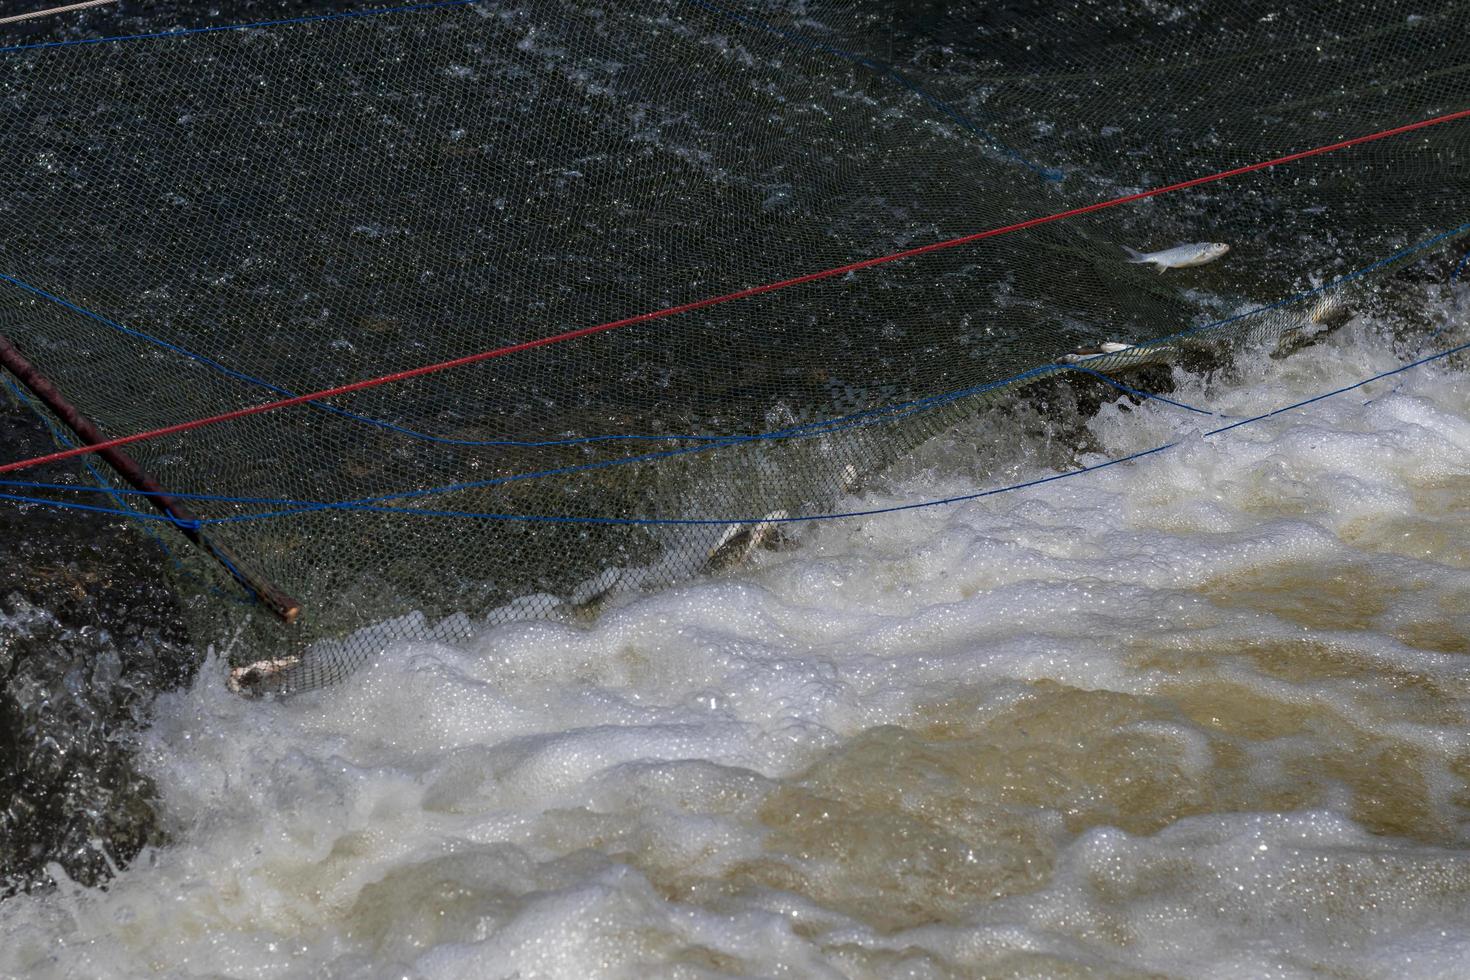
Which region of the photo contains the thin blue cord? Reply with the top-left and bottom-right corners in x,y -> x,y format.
0,364 -> 1062,512
199,335 -> 1470,526
8,336 -> 1467,528
3,224 -> 1464,511
1452,248 -> 1470,287
1363,241 -> 1470,406
1,378 -> 256,603
3,376 -> 140,514
9,219 -> 1466,466
1067,365 -> 1236,418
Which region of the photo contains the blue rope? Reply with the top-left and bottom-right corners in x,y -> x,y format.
7,337 -> 1467,529
0,477 -> 312,508
0,364 -> 1062,514
4,224 -> 1466,512
9,218 -> 1465,470
1066,365 -> 1236,418
1362,239 -> 1470,406
6,376 -> 254,602
3,376 -> 142,516
1453,248 -> 1470,286
0,378 -> 256,603
0,489 -> 177,522
199,336 -> 1470,526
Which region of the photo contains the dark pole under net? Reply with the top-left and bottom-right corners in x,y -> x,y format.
0,331 -> 301,624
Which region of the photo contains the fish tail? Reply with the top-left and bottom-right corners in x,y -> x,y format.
1121,245 -> 1148,263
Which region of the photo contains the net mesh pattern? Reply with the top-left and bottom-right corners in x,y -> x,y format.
1,0 -> 1467,692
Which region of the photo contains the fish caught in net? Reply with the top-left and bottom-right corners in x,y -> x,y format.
0,0 -> 1467,693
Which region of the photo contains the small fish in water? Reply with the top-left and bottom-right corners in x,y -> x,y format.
1271,290 -> 1353,359
1123,242 -> 1230,273
565,567 -> 625,623
1055,341 -> 1134,365
704,510 -> 789,573
1306,291 -> 1351,327
228,656 -> 301,696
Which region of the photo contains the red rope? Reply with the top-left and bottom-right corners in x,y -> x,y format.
4,106 -> 1469,477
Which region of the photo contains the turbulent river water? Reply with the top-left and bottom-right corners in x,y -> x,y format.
4,1 -> 1470,977
6,301 -> 1470,976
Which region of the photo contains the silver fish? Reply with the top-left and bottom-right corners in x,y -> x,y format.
1056,340 -> 1178,370
228,656 -> 301,697
1123,242 -> 1230,273
1055,341 -> 1134,365
1306,291 -> 1351,327
704,510 -> 790,573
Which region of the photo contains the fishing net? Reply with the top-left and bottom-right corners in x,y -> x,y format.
0,0 -> 1466,693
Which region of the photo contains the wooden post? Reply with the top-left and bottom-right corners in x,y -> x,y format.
0,332 -> 301,624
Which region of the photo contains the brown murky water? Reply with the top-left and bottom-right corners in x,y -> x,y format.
5,327 -> 1470,977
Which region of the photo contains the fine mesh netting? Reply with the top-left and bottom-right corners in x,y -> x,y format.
1,1 -> 1467,693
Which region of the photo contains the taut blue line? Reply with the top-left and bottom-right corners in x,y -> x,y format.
197,336 -> 1470,526
0,379 -> 258,603
15,211 -> 1465,467
7,337 -> 1467,529
7,222 -> 1468,512
0,361 -> 1064,511
3,376 -> 134,512
1154,221 -> 1470,349
0,489 -> 188,522
1067,366 -> 1234,418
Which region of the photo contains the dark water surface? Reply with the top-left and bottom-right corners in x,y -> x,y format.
1,0 -> 1465,908
0,0 -> 403,897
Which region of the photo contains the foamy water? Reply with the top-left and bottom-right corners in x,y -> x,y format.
5,313 -> 1470,978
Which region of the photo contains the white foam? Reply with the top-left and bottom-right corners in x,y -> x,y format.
5,316 -> 1470,978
